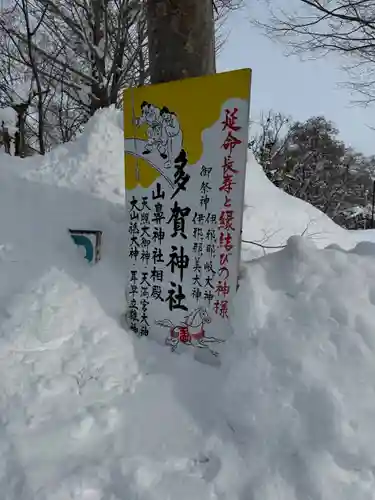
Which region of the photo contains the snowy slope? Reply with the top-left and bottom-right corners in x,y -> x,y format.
351,228 -> 375,245
0,157 -> 126,320
15,107 -> 126,204
227,236 -> 375,499
242,156 -> 356,259
1,108 -> 375,499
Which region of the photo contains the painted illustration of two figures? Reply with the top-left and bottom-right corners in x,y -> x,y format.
155,307 -> 225,357
134,101 -> 182,168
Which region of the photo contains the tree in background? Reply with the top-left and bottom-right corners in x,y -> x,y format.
0,0 -> 243,154
249,111 -> 375,229
0,0 -> 52,155
0,0 -> 146,153
255,0 -> 375,105
249,110 -> 291,182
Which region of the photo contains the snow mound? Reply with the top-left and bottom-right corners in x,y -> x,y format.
1,107 -> 375,498
225,235 -> 375,499
20,106 -> 125,204
2,234 -> 375,498
242,153 -> 356,259
0,268 -> 140,499
351,228 -> 375,245
0,158 -> 126,317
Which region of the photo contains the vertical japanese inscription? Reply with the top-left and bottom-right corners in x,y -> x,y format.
214,107 -> 243,320
150,182 -> 166,305
129,196 -> 152,336
128,197 -> 140,335
191,165 -> 217,305
165,149 -> 191,312
128,196 -> 145,334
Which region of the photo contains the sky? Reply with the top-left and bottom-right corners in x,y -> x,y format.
217,1 -> 375,157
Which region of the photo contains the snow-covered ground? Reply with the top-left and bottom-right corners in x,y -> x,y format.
1,107 -> 375,499
351,228 -> 375,245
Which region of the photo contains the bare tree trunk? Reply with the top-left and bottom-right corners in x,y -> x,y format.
146,0 -> 216,84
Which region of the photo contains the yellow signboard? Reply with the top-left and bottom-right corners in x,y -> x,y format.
124,69 -> 251,360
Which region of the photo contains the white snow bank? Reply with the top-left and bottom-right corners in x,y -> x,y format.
224,235 -> 375,499
2,233 -> 375,498
0,158 -> 126,318
18,106 -> 125,204
242,153 -> 356,259
351,228 -> 375,244
0,107 -> 375,498
0,268 -> 140,499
